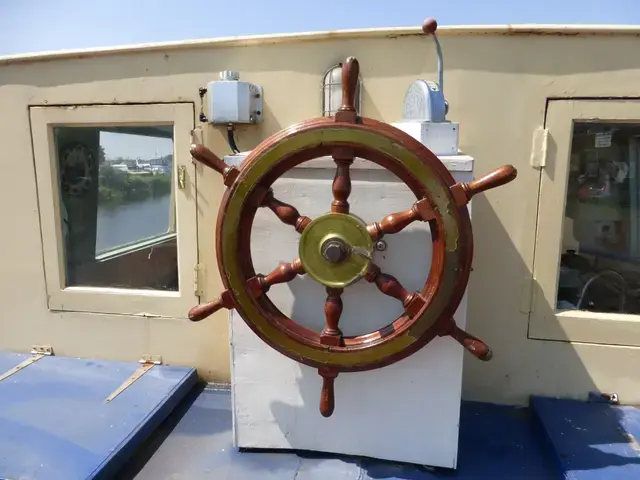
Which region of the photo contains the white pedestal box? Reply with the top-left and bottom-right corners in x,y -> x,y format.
225,151 -> 473,468
391,121 -> 459,156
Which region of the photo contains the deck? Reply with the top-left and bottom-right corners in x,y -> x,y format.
1,351 -> 638,479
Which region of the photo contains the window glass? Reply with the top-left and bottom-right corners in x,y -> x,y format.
54,125 -> 178,291
557,123 -> 640,314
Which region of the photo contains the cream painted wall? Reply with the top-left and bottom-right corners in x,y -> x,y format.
2,28 -> 640,404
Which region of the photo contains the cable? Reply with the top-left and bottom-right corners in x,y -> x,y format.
227,124 -> 240,154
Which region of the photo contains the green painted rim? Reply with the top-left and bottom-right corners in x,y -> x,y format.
299,212 -> 373,288
219,123 -> 466,370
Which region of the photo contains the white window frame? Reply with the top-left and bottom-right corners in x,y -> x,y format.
529,99 -> 640,346
30,103 -> 198,319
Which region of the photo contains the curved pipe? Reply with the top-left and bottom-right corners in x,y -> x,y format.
576,270 -> 627,311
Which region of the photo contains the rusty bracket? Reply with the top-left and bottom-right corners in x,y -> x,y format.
105,355 -> 162,403
0,353 -> 46,383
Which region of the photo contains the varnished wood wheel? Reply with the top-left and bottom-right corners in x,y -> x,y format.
189,55 -> 517,417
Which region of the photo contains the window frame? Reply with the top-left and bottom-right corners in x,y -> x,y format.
529,99 -> 640,346
30,103 -> 198,319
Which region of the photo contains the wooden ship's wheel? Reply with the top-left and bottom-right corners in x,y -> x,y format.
188,24 -> 517,418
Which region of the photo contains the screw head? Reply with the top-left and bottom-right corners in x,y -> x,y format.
375,240 -> 387,252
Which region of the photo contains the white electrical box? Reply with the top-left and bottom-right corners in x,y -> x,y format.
207,71 -> 263,124
392,120 -> 459,156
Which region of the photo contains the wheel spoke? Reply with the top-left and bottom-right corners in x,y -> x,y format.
366,198 -> 436,241
334,57 -> 359,124
188,289 -> 235,322
450,165 -> 517,207
318,367 -> 339,417
247,258 -> 305,296
257,188 -> 311,233
190,143 -> 239,187
364,264 -> 424,315
321,287 -> 344,346
189,259 -> 305,322
439,319 -> 493,361
331,147 -> 354,214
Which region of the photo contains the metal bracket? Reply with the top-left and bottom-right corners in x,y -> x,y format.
194,263 -> 204,297
588,391 -> 620,405
105,355 -> 162,403
190,126 -> 204,147
139,354 -> 163,365
31,345 -> 53,356
530,127 -> 548,169
105,362 -> 155,403
178,165 -> 186,189
0,351 -> 50,383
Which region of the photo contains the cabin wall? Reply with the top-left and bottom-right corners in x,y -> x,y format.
1,32 -> 640,404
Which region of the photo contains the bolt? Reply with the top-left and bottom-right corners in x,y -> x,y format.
321,239 -> 349,264
375,240 -> 387,252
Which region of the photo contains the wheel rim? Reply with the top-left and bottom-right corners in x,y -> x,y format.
216,117 -> 473,371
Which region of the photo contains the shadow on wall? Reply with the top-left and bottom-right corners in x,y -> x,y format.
461,177 -> 608,406
259,159 -> 639,472
265,191 -> 640,474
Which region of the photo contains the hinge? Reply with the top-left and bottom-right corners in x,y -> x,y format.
520,276 -> 535,314
0,348 -> 52,383
530,127 -> 548,169
190,126 -> 204,146
31,345 -> 53,356
139,354 -> 163,365
588,391 -> 619,405
105,355 -> 161,403
177,165 -> 186,189
194,263 -> 204,297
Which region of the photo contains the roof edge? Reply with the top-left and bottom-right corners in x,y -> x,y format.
2,24 -> 639,66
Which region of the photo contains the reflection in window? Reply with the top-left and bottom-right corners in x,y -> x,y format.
557,123 -> 640,314
54,125 -> 178,291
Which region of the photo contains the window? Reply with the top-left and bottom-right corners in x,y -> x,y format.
529,100 -> 640,346
557,123 -> 640,315
30,104 -> 198,318
57,126 -> 177,290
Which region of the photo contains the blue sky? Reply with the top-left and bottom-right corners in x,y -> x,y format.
2,0 -> 640,56
100,132 -> 173,161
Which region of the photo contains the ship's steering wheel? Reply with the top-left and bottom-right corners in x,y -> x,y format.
188,22 -> 517,417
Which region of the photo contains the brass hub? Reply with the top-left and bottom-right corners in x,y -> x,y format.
299,213 -> 374,288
